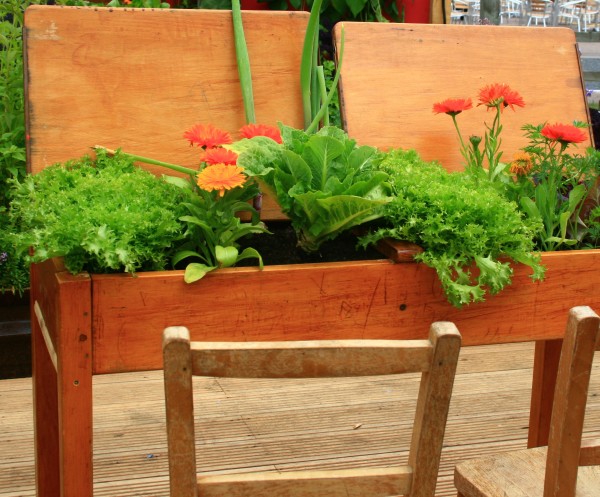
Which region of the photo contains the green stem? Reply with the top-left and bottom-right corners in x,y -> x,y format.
300,0 -> 324,130
232,0 -> 256,124
305,27 -> 344,134
93,146 -> 198,176
316,65 -> 329,127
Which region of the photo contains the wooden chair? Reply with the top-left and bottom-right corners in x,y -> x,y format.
162,323 -> 462,497
454,306 -> 600,497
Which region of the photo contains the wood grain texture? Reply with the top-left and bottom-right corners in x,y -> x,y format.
334,23 -> 591,171
187,339 -> 434,378
162,323 -> 460,496
196,467 -> 412,497
24,6 -> 309,219
528,339 -> 562,448
454,307 -> 600,497
408,323 -> 461,497
454,447 -> 600,497
91,250 -> 600,374
544,307 -> 599,497
162,327 -> 197,497
30,259 -> 93,497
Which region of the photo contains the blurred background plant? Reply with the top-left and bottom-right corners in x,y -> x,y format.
0,0 -> 43,293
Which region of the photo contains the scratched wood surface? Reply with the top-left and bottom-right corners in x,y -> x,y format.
334,23 -> 592,171
1,344 -> 599,497
83,250 -> 600,374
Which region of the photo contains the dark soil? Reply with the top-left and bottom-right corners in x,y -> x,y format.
237,221 -> 386,266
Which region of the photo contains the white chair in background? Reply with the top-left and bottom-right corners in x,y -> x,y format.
526,0 -> 554,26
500,0 -> 525,24
558,0 -> 586,31
583,0 -> 600,31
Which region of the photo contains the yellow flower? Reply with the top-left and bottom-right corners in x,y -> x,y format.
196,164 -> 246,196
509,152 -> 533,176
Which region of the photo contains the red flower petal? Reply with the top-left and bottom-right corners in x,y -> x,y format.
478,83 -> 525,111
183,124 -> 233,148
433,98 -> 473,116
239,123 -> 282,144
541,123 -> 588,144
203,148 -> 238,165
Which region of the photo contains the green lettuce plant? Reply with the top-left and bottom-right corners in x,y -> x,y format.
7,150 -> 190,275
360,149 -> 544,307
97,123 -> 273,283
235,124 -> 391,252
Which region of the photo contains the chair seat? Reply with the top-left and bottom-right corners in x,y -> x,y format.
455,447 -> 600,497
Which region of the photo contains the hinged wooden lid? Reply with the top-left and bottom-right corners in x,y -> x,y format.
24,6 -> 309,219
334,23 -> 592,171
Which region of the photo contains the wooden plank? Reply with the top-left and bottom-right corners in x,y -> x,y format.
186,337 -> 434,377
92,250 -> 600,374
29,259 -> 94,497
2,348 -> 599,497
334,23 -> 591,171
24,6 -> 309,220
528,339 -> 562,448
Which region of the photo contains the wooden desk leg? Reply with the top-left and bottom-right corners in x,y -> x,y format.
32,262 -> 93,497
528,339 -> 562,448
56,275 -> 93,497
32,308 -> 60,497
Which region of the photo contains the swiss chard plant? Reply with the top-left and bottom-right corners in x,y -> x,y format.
235,124 -> 391,252
360,149 -> 545,307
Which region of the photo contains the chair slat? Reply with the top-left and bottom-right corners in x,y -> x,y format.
197,466 -> 413,497
579,439 -> 600,466
544,306 -> 600,497
189,339 -> 433,378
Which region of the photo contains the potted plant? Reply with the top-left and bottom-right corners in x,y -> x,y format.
21,6 -> 600,497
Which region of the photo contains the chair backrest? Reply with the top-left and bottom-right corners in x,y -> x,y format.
162,323 -> 462,497
333,22 -> 591,172
544,306 -> 600,497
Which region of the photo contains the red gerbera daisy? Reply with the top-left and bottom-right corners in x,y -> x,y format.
541,123 -> 588,144
432,98 -> 473,116
239,123 -> 282,144
196,164 -> 246,196
183,124 -> 232,148
478,83 -> 525,112
203,147 -> 238,165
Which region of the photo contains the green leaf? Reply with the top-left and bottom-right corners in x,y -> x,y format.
172,249 -> 206,267
215,245 -> 239,268
303,135 -> 345,191
184,263 -> 217,283
236,247 -> 264,269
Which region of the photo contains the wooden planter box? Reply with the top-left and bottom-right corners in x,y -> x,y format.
25,8 -> 600,497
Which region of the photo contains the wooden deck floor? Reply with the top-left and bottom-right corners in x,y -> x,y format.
1,342 -> 599,497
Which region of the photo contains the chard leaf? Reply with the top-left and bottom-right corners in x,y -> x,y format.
184,263 -> 217,283
216,245 -> 239,268
236,247 -> 264,269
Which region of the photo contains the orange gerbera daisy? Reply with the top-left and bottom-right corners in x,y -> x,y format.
183,124 -> 233,148
509,152 -> 533,176
203,147 -> 238,165
432,98 -> 473,116
478,83 -> 525,112
239,123 -> 282,144
541,123 -> 587,144
196,164 -> 246,196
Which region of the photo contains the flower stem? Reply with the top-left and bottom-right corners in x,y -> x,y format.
93,146 -> 198,176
